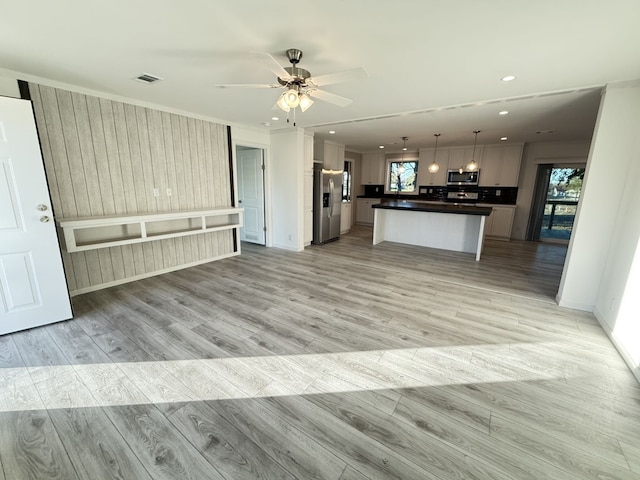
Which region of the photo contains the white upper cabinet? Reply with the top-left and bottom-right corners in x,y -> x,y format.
448,145 -> 483,172
417,147 -> 449,186
314,140 -> 344,170
361,153 -> 385,185
479,144 -> 523,186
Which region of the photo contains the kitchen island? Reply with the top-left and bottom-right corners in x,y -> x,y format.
372,201 -> 492,260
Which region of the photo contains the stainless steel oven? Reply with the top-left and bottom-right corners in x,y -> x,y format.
446,188 -> 479,204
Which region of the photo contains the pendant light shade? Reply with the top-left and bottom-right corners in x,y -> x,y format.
466,130 -> 481,171
428,134 -> 441,173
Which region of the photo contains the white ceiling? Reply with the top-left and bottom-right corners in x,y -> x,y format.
2,0 -> 639,153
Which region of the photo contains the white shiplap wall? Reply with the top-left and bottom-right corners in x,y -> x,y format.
29,83 -> 235,295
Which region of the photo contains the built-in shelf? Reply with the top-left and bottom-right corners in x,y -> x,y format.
57,208 -> 243,252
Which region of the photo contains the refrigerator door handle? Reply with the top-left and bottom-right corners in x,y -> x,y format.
328,178 -> 334,218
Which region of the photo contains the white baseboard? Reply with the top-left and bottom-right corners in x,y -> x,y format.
272,242 -> 304,252
69,251 -> 240,296
555,295 -> 594,312
593,307 -> 640,384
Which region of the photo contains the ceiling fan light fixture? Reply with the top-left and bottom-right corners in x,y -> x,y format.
299,93 -> 314,112
284,88 -> 300,108
276,93 -> 291,112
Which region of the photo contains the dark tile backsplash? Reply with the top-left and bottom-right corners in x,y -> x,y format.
418,186 -> 448,201
417,185 -> 518,204
478,187 -> 518,204
360,184 -> 518,204
363,185 -> 384,196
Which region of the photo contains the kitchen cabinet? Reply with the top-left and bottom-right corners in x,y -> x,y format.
314,140 -> 344,170
340,202 -> 352,234
480,204 -> 515,239
417,147 -> 449,186
361,153 -> 385,185
356,198 -> 381,225
448,145 -> 483,172
479,144 -> 523,186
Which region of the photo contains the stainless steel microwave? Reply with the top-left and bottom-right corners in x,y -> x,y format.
447,169 -> 480,186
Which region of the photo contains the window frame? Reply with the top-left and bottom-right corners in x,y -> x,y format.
384,154 -> 419,195
342,159 -> 353,202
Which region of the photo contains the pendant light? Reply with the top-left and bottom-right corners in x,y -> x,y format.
395,137 -> 407,193
428,134 -> 441,173
398,137 -> 408,174
466,130 -> 481,172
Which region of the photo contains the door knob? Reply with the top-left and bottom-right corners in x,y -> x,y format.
238,200 -> 242,203
39,216 -> 51,223
37,204 -> 48,211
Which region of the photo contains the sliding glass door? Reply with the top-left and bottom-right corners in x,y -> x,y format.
528,165 -> 585,243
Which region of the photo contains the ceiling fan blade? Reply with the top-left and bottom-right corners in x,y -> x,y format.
309,89 -> 353,107
251,52 -> 292,81
308,67 -> 368,87
214,83 -> 281,89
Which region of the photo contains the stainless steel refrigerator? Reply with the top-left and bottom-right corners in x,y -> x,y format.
313,164 -> 343,244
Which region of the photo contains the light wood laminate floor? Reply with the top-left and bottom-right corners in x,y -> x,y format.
1,226 -> 639,479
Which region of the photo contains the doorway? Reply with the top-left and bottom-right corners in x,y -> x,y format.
236,145 -> 266,245
528,165 -> 585,243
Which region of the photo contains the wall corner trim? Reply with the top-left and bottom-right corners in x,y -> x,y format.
593,307 -> 640,384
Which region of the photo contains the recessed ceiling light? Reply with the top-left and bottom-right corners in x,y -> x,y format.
500,137 -> 508,141
329,130 -> 336,134
501,75 -> 516,82
379,145 -> 385,149
271,116 -> 279,121
499,110 -> 509,115
261,122 -> 270,127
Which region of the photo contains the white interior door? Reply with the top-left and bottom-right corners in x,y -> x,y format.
0,96 -> 71,335
237,147 -> 265,245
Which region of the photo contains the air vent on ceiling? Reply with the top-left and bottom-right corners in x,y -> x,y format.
135,73 -> 163,84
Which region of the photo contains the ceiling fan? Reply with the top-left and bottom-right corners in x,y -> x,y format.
215,48 -> 367,114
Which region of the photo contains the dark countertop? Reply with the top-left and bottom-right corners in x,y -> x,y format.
357,194 -> 422,199
372,200 -> 492,216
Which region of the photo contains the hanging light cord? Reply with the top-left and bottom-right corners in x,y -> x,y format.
471,130 -> 480,166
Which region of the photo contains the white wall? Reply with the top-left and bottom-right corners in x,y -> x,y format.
610,238 -> 640,381
269,128 -> 305,251
512,140 -> 591,240
558,81 -> 640,310
231,125 -> 270,148
0,74 -> 19,98
586,82 -> 640,381
558,80 -> 640,379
